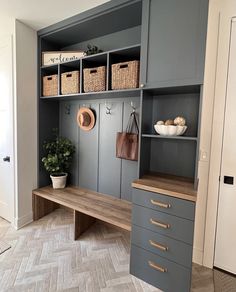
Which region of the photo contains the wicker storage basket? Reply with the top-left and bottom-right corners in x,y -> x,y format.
83,66 -> 106,92
43,74 -> 58,96
112,60 -> 140,90
61,71 -> 80,95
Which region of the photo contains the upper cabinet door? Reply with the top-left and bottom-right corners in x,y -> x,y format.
140,0 -> 209,88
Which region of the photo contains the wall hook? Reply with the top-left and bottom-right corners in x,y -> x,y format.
105,102 -> 112,115
131,101 -> 136,113
65,104 -> 71,115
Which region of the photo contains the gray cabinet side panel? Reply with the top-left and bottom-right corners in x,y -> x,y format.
59,101 -> 79,186
98,102 -> 122,198
121,98 -> 140,201
78,103 -> 99,191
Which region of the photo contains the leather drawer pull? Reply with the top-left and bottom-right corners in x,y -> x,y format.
150,199 -> 171,209
148,260 -> 167,273
150,218 -> 170,229
149,239 -> 168,251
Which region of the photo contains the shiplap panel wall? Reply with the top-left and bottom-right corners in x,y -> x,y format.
59,97 -> 140,201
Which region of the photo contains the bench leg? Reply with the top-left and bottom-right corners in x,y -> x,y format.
33,194 -> 59,220
74,210 -> 95,240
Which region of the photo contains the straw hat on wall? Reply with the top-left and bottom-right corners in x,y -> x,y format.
77,107 -> 95,131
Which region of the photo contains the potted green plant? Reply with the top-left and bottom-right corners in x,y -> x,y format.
42,130 -> 75,189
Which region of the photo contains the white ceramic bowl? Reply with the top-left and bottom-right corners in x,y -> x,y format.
154,124 -> 187,136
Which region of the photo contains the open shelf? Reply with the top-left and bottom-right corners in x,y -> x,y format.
40,88 -> 141,100
142,134 -> 198,141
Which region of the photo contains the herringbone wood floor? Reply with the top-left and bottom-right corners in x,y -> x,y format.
1,208 -> 226,292
0,209 -> 161,292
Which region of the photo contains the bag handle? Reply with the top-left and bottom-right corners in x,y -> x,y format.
126,112 -> 139,134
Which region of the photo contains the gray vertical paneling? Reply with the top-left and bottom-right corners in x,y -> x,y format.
98,102 -> 122,198
121,99 -> 139,201
59,101 -> 79,186
78,103 -> 99,191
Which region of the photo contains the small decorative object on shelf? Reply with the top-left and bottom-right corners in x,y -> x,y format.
154,116 -> 187,136
83,66 -> 106,92
43,74 -> 58,96
84,44 -> 103,56
164,119 -> 174,125
174,116 -> 186,126
61,71 -> 80,95
42,51 -> 84,66
42,129 -> 75,189
112,60 -> 140,90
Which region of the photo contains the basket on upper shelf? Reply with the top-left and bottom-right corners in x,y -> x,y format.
43,74 -> 58,97
83,66 -> 106,92
111,60 -> 140,90
61,71 -> 80,95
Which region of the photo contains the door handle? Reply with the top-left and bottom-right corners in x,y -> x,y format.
3,156 -> 10,162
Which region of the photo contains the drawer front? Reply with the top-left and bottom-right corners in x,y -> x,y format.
131,225 -> 193,268
132,188 -> 195,220
130,245 -> 191,292
132,204 -> 194,244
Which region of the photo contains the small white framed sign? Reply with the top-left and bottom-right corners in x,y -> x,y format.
42,51 -> 84,66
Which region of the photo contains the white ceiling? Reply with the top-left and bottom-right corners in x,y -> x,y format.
0,0 -> 110,31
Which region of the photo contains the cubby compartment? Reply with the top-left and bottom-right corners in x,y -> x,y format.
60,61 -> 81,95
140,137 -> 197,179
41,65 -> 59,97
109,45 -> 141,90
82,53 -> 108,92
141,87 -> 201,138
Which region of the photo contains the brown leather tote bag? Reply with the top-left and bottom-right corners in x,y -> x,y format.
116,112 -> 139,161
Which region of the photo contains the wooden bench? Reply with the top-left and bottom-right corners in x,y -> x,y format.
32,186 -> 132,240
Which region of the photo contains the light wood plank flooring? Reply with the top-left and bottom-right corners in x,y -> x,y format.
0,209 -> 234,292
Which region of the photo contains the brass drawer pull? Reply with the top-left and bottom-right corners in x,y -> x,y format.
149,239 -> 168,251
150,199 -> 171,209
150,218 -> 170,229
148,260 -> 167,273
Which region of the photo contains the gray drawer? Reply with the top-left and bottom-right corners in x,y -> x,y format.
130,245 -> 191,292
132,204 -> 194,244
131,225 -> 193,268
132,188 -> 195,221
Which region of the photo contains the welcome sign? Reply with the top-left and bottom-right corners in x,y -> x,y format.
42,51 -> 84,66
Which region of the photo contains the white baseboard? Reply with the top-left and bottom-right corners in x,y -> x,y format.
13,212 -> 33,230
193,247 -> 203,265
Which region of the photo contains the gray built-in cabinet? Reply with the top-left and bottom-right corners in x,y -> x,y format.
37,0 -> 209,291
141,0 -> 209,89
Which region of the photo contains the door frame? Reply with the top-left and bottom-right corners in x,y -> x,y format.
0,34 -> 16,225
203,1 -> 236,268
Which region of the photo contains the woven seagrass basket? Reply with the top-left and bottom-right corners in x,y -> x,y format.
61,71 -> 80,95
83,66 -> 106,92
43,74 -> 58,96
112,60 -> 139,90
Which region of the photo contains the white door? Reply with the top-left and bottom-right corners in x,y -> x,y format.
214,19 -> 236,274
0,35 -> 14,223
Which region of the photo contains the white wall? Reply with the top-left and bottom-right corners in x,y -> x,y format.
192,0 -> 221,265
13,20 -> 37,228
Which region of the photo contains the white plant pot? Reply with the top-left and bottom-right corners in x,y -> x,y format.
50,173 -> 68,189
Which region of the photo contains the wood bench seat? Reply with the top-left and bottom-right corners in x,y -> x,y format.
32,186 -> 132,239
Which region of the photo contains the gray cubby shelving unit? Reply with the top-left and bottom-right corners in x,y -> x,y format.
37,0 -> 209,291
40,44 -> 141,99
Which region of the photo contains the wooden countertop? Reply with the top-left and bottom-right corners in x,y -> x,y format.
132,173 -> 197,202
